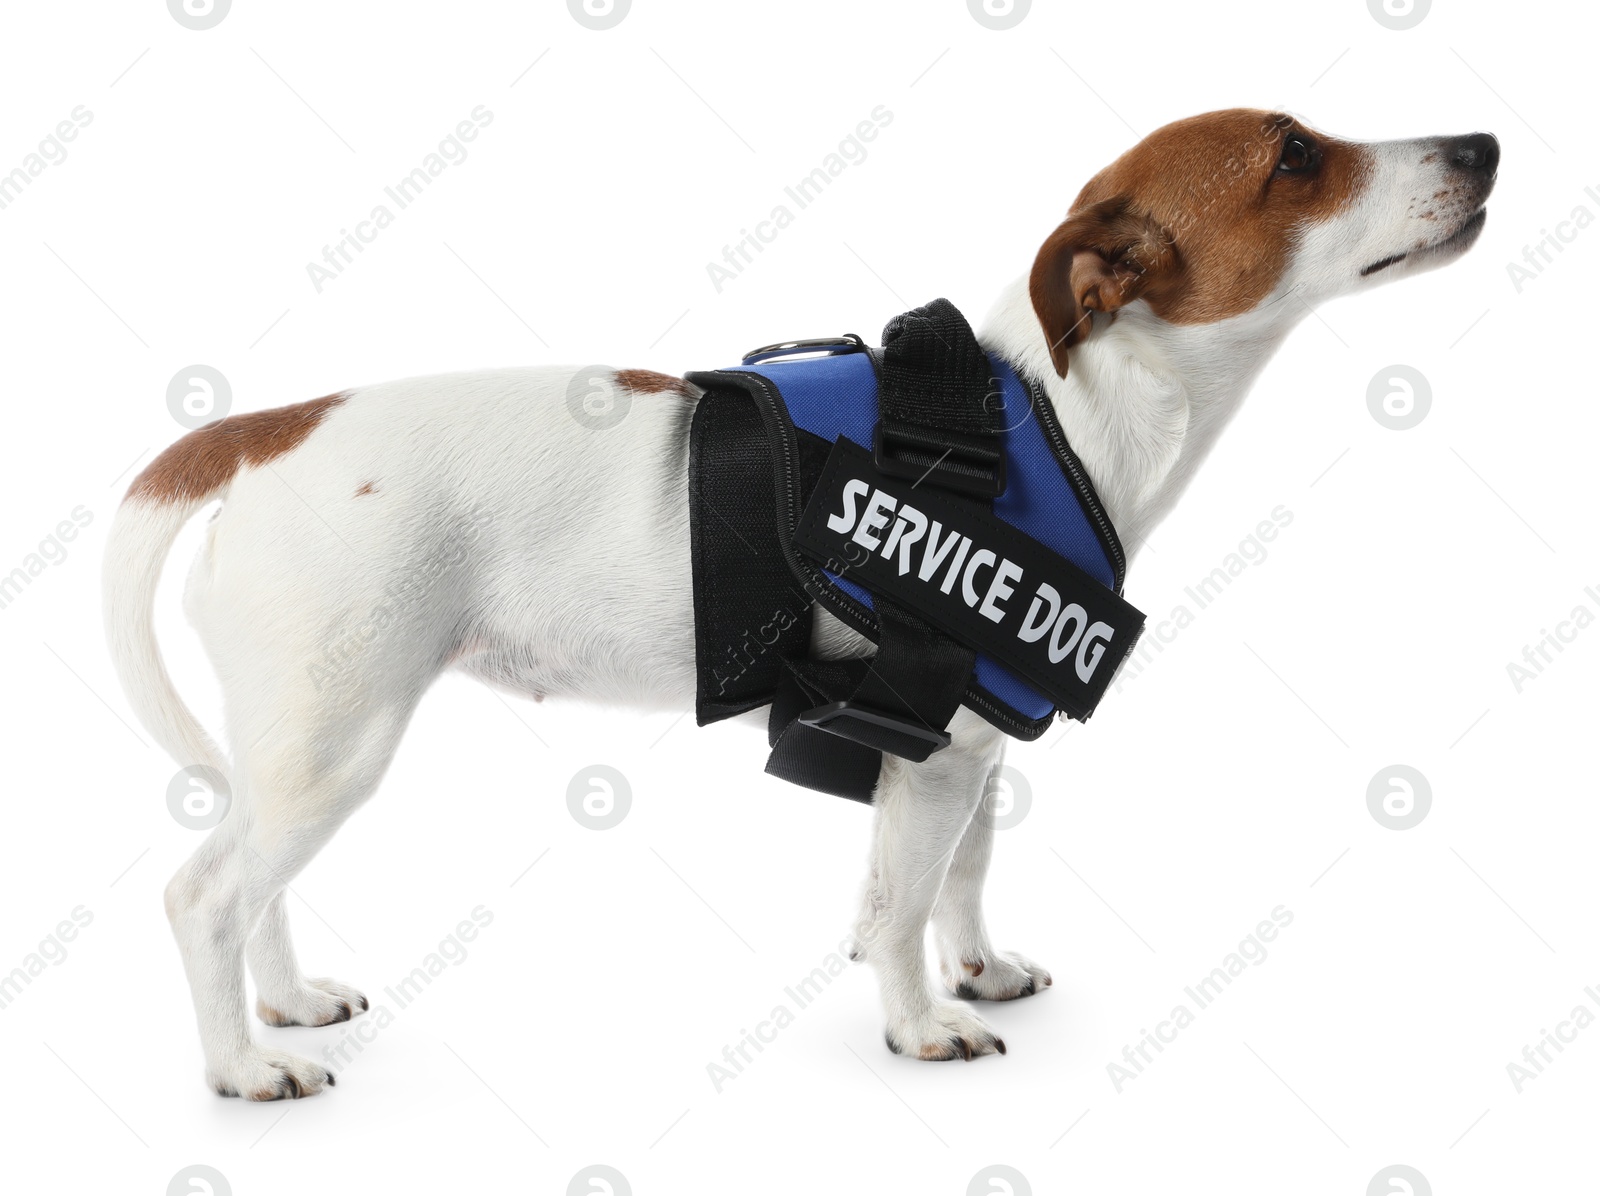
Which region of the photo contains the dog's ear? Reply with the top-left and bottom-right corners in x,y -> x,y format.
1028,197 -> 1178,378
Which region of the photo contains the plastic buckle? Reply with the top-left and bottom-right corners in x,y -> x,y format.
872,422 -> 1006,499
742,334 -> 866,366
796,700 -> 951,762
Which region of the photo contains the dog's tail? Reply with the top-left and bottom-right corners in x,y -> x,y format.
103,485 -> 228,775
102,393 -> 349,773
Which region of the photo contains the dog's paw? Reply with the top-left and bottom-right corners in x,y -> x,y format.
941,951 -> 1052,1002
256,977 -> 369,1028
207,1047 -> 336,1100
885,1000 -> 1006,1061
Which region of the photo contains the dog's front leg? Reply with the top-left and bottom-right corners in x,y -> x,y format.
247,893 -> 369,1028
852,709 -> 1008,1060
929,747 -> 1053,1001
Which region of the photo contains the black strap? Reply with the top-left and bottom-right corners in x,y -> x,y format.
763,299 -> 998,801
688,387 -> 814,723
873,298 -> 1007,498
764,603 -> 975,801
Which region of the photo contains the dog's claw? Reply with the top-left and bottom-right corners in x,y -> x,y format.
942,950 -> 1052,1002
256,978 -> 368,1027
208,1048 -> 336,1100
886,1001 -> 1006,1061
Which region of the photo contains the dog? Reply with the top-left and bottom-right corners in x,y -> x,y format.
104,109 -> 1498,1098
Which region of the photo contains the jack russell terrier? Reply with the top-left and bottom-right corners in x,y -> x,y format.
104,109 -> 1498,1098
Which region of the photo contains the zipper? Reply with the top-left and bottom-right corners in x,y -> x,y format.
1025,375 -> 1128,594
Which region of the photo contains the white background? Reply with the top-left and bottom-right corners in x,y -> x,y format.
0,0 -> 1594,1192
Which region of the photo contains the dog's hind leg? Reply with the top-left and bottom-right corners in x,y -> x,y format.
165,691 -> 418,1099
247,892 -> 369,1027
853,708 -> 1009,1060
929,746 -> 1053,1001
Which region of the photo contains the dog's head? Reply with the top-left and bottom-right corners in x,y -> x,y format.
1030,109 -> 1498,376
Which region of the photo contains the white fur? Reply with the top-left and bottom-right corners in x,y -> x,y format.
103,124 -> 1493,1096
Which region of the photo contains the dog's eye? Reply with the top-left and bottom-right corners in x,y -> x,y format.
1277,133 -> 1319,174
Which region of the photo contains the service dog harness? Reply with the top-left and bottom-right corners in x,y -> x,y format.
687,299 -> 1145,801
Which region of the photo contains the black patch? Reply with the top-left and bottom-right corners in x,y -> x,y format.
1361,252 -> 1407,276
793,439 -> 1144,721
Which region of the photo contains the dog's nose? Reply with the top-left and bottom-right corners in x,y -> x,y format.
1448,132 -> 1500,174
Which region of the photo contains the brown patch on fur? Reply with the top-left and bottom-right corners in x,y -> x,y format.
1031,109 -> 1371,373
355,480 -> 377,496
614,369 -> 694,399
127,393 -> 347,504
1030,197 -> 1180,375
256,998 -> 294,1027
964,959 -> 984,976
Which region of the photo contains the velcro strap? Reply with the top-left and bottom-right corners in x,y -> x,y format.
761,601 -> 972,799
879,298 -> 1003,440
875,298 -> 1005,497
764,602 -> 974,801
794,438 -> 1143,721
689,386 -> 814,724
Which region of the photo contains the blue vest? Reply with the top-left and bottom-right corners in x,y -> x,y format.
687,337 -> 1139,744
